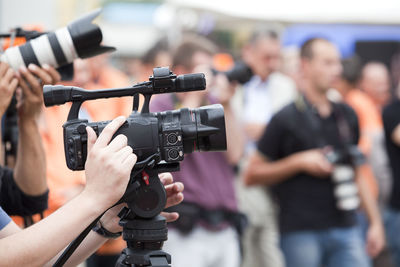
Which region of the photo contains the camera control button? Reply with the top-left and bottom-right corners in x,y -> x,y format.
77,124 -> 87,134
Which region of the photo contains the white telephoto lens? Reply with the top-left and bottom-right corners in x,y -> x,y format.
55,27 -> 78,64
0,46 -> 26,70
337,196 -> 360,211
30,35 -> 58,67
335,183 -> 358,198
332,165 -> 355,182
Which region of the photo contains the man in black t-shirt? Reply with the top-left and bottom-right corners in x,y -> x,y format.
383,95 -> 400,267
244,38 -> 385,267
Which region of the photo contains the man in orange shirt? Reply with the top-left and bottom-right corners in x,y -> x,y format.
333,57 -> 381,201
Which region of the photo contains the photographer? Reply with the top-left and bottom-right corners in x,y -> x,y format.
0,62 -> 60,217
0,116 -> 184,266
236,30 -> 296,267
244,38 -> 384,267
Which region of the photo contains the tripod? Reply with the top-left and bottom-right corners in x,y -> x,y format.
114,164 -> 180,267
115,209 -> 171,267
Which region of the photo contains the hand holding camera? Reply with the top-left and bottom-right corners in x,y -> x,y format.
293,148 -> 333,177
16,64 -> 60,121
83,116 -> 137,209
0,62 -> 18,116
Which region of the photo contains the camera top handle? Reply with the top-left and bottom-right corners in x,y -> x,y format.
43,67 -> 206,120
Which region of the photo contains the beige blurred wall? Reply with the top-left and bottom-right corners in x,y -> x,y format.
0,0 -> 101,32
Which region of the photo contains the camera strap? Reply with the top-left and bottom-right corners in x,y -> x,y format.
295,94 -> 353,149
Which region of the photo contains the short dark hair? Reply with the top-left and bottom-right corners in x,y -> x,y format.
172,34 -> 217,70
300,37 -> 331,59
341,56 -> 362,85
142,38 -> 170,65
248,30 -> 279,46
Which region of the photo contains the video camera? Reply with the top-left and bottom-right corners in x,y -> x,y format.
45,67 -> 227,267
44,66 -> 226,218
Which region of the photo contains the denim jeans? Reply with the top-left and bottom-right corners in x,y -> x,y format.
281,226 -> 370,267
384,208 -> 400,267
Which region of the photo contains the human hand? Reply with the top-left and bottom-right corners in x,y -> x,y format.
294,149 -> 333,177
100,172 -> 184,233
159,172 -> 184,222
366,222 -> 385,258
83,116 -> 137,209
0,62 -> 18,116
16,64 -> 61,121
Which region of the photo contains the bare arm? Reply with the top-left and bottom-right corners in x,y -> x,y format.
13,64 -> 60,195
0,116 -> 136,266
244,151 -> 302,186
0,63 -> 19,165
391,124 -> 400,146
355,166 -> 385,258
13,117 -> 47,194
0,192 -> 104,266
244,122 -> 267,142
244,149 -> 333,186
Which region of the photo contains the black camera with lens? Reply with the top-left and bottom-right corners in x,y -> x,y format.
212,61 -> 253,85
325,145 -> 365,211
44,67 -> 227,218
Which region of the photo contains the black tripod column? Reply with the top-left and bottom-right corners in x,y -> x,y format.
116,211 -> 171,267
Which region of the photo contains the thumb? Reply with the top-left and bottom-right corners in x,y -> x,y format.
86,126 -> 97,152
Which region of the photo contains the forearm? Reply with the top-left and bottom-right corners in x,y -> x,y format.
14,118 -> 47,195
356,168 -> 382,225
244,152 -> 301,186
244,123 -> 266,141
0,192 -> 103,266
45,230 -> 108,267
223,104 -> 245,165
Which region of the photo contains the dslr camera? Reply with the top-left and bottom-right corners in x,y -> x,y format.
325,145 -> 365,211
0,8 -> 114,79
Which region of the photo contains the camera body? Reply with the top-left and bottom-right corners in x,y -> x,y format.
325,145 -> 365,211
63,104 -> 225,171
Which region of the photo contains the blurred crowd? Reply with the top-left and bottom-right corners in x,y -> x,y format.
2,28 -> 400,267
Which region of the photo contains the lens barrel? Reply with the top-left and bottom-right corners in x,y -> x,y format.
158,104 -> 227,155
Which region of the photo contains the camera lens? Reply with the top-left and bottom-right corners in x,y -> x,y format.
158,104 -> 226,155
0,9 -> 115,73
